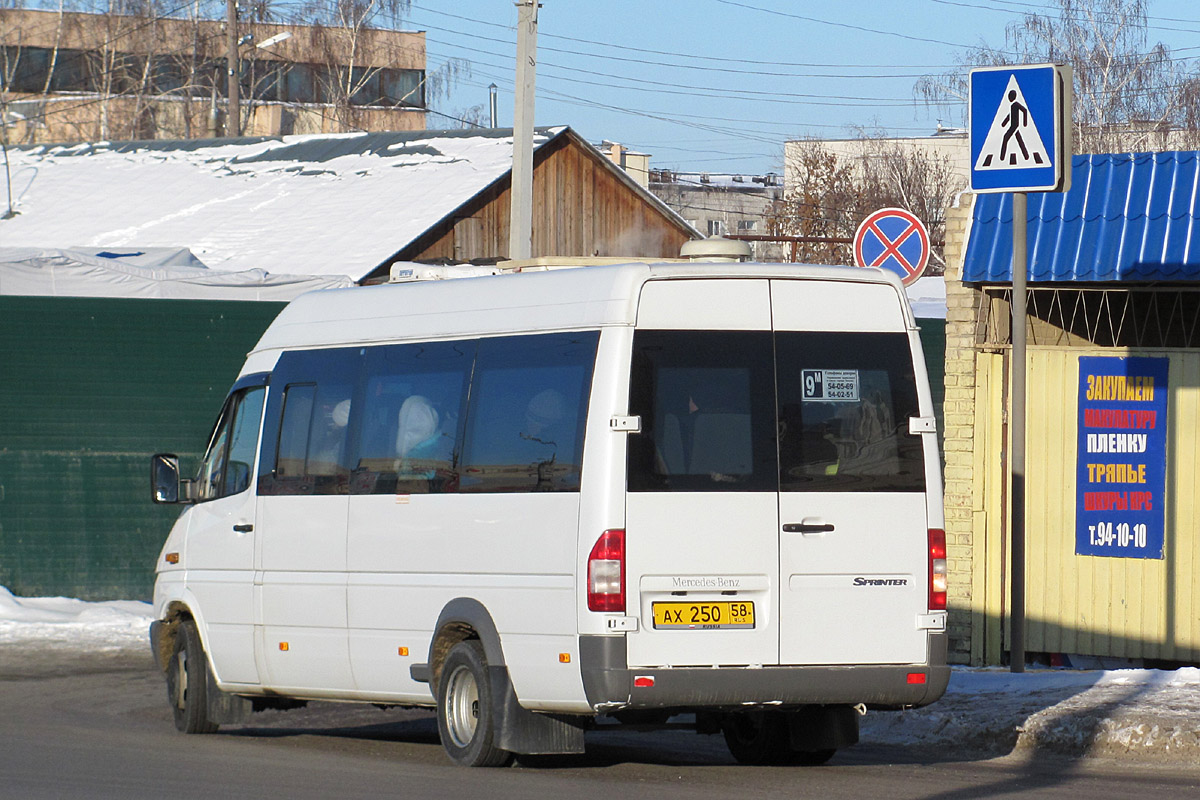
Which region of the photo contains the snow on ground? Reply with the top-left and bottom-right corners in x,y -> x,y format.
0,585 -> 153,652
3,585 -> 1200,761
862,666 -> 1200,760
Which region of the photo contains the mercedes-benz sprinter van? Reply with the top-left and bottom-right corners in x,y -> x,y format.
149,260 -> 948,766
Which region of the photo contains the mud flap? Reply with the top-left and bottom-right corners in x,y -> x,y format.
489,666 -> 585,755
206,659 -> 252,725
787,705 -> 860,751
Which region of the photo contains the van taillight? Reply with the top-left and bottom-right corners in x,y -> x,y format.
929,528 -> 947,611
588,529 -> 625,612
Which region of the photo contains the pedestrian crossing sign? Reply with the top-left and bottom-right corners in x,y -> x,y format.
969,64 -> 1072,193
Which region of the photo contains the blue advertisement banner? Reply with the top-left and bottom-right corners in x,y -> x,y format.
1076,356 -> 1168,559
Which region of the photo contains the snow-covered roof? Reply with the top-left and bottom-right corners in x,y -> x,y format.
0,127 -> 586,282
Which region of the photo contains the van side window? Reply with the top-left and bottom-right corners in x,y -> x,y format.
275,384 -> 315,478
353,341 -> 473,494
459,332 -> 599,493
258,347 -> 361,496
776,332 -> 925,492
226,387 -> 266,495
627,330 -> 776,492
195,386 -> 266,501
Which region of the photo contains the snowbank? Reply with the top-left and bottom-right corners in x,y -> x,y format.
0,586 -> 153,650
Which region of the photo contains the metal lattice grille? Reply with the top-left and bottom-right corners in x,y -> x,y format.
979,287 -> 1200,348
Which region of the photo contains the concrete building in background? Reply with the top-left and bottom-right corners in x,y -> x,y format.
787,127 -> 970,185
0,8 -> 427,143
649,168 -> 785,261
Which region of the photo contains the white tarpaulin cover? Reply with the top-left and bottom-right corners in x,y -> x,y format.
0,247 -> 353,301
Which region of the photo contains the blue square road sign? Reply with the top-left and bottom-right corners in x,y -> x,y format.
969,64 -> 1072,193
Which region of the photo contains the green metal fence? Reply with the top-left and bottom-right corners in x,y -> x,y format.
0,296 -> 284,600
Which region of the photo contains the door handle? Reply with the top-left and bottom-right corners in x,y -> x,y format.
782,522 -> 834,534
233,523 -> 254,533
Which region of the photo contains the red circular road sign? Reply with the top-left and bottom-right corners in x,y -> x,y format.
853,207 -> 931,286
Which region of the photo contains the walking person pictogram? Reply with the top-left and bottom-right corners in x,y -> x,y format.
998,90 -> 1032,165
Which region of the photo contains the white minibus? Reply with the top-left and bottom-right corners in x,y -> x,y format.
149,258 -> 948,766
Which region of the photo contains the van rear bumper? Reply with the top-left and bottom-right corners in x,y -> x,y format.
579,634 -> 949,712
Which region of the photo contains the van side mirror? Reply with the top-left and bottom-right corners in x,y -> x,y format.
151,453 -> 182,504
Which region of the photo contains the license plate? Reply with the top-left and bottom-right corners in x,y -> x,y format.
652,601 -> 755,630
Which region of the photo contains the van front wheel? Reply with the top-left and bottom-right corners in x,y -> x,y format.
436,640 -> 514,767
166,619 -> 219,734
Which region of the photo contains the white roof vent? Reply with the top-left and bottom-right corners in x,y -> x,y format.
679,236 -> 753,262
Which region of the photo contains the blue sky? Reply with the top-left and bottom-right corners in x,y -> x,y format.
408,0 -> 1200,175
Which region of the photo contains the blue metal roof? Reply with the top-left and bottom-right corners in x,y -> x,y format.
963,151 -> 1200,282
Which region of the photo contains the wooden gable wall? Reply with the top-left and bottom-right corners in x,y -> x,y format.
385,132 -> 693,268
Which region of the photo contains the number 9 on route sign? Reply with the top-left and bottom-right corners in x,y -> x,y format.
853,207 -> 931,287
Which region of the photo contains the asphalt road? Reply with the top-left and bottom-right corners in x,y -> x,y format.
2,650 -> 1199,800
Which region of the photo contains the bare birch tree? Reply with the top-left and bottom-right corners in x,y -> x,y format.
772,135 -> 965,272
916,0 -> 1200,152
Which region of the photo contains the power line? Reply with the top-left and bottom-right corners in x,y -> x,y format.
711,0 -> 1008,51
409,2 -> 986,70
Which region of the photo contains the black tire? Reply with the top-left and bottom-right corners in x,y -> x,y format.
721,711 -> 790,765
436,640 -> 514,767
165,619 -> 219,734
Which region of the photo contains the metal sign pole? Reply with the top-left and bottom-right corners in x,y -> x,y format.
1010,191 -> 1027,673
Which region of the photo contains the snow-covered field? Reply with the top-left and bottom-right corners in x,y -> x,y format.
4,585 -> 1200,761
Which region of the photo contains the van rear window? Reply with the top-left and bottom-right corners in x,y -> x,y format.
776,332 -> 925,492
627,331 -> 777,492
627,330 -> 925,493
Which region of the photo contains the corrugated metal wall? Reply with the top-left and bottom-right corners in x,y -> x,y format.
978,346 -> 1200,662
0,296 -> 283,600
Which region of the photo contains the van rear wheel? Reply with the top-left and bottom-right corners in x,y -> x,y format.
721,711 -> 789,765
436,640 -> 514,767
722,710 -> 838,766
166,619 -> 219,734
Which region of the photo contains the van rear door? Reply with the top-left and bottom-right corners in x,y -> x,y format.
622,275 -> 932,670
624,279 -> 780,669
771,279 -> 930,665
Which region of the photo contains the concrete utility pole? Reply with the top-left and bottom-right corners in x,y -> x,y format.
509,0 -> 539,260
226,0 -> 240,137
